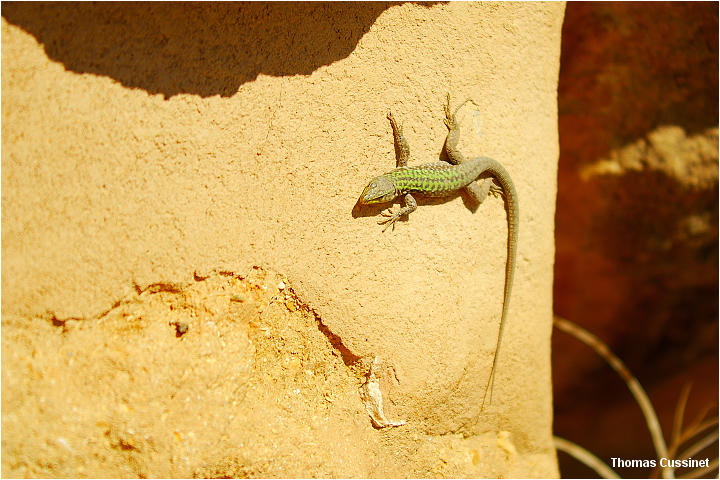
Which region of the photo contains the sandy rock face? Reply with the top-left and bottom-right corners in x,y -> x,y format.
2,3 -> 563,477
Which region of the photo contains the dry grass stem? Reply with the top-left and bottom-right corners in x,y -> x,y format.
553,315 -> 669,478
554,436 -> 620,479
672,384 -> 693,446
677,430 -> 719,463
679,458 -> 718,479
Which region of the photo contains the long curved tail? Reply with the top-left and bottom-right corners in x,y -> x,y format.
477,157 -> 519,411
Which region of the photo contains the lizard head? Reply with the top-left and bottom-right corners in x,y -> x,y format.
358,175 -> 398,205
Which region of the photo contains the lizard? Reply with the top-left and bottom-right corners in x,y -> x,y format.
356,94 -> 518,410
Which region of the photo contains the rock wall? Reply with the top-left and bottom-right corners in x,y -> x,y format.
554,3 -> 718,478
2,3 -> 564,477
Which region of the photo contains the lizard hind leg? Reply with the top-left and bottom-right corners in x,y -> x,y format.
443,93 -> 479,167
444,93 -> 478,130
464,177 -> 500,206
489,182 -> 504,199
442,93 -> 493,206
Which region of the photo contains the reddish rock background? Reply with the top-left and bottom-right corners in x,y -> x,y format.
554,3 -> 718,478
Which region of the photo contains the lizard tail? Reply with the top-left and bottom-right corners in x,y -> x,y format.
479,159 -> 518,411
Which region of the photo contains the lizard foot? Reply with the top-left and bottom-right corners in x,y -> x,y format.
387,111 -> 399,127
443,93 -> 455,130
489,183 -> 505,199
444,93 -> 478,130
378,209 -> 401,232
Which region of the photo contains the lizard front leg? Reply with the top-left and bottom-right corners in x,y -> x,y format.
379,193 -> 417,232
387,112 -> 411,167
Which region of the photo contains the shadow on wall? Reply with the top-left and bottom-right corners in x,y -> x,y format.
2,3 -> 400,99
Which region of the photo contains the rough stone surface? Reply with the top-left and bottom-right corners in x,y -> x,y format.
2,3 -> 563,477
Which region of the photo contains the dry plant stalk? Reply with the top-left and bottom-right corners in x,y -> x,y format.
554,316 -> 718,480
659,384 -> 718,479
553,436 -> 620,479
554,315 -> 670,477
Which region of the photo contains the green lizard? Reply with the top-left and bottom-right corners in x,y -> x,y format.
357,94 -> 518,410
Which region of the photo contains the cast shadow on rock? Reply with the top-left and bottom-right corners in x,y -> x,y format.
3,3 -> 403,99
